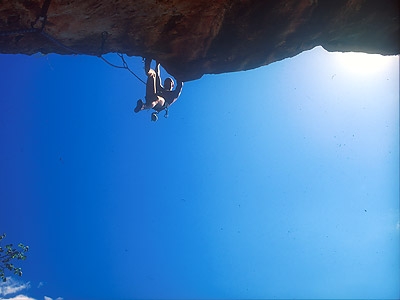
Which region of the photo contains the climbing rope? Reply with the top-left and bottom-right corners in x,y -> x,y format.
40,30 -> 82,54
99,51 -> 146,85
98,31 -> 146,84
0,28 -> 38,36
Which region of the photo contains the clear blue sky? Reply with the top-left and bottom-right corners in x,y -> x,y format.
0,46 -> 399,300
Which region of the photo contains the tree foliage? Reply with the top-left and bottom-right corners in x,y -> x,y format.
0,233 -> 29,282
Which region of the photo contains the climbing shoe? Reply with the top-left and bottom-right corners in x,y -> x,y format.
151,112 -> 158,122
134,99 -> 143,113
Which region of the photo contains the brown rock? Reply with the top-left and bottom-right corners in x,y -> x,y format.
0,0 -> 398,81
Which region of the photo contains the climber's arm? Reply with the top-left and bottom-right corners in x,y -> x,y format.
155,61 -> 163,91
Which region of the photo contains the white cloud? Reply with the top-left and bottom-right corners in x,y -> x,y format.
44,297 -> 63,300
0,279 -> 62,300
0,295 -> 36,300
0,278 -> 31,297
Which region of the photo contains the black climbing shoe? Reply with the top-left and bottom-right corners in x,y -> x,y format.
134,99 -> 143,113
151,112 -> 158,122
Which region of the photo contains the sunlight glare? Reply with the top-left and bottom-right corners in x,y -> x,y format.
333,51 -> 396,75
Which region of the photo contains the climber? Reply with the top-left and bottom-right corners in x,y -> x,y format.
134,58 -> 183,117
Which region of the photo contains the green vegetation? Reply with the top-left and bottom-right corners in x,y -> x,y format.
0,233 -> 29,282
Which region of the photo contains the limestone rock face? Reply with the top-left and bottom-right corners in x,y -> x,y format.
0,0 -> 398,81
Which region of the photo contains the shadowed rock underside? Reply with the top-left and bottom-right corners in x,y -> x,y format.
0,0 -> 398,81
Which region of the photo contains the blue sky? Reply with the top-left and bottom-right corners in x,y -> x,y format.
0,46 -> 399,300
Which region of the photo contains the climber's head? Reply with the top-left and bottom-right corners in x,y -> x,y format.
164,77 -> 174,91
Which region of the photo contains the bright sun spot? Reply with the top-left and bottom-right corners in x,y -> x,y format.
333,51 -> 396,75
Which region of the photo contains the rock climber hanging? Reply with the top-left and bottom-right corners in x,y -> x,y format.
134,58 -> 184,121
